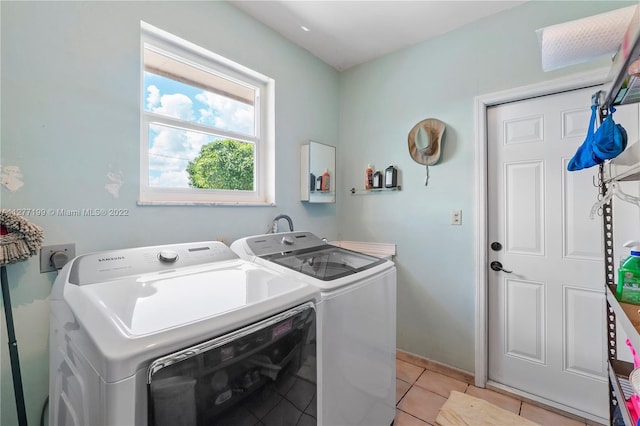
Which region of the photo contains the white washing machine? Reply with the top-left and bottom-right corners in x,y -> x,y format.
49,241 -> 320,426
231,231 -> 396,426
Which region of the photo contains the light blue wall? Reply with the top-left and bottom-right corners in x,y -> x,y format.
337,1 -> 633,372
1,1 -> 339,424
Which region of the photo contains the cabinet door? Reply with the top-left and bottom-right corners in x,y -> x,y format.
301,141 -> 336,203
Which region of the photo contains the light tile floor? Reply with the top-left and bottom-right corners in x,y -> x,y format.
395,357 -> 590,426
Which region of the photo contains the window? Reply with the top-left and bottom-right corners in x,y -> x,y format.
140,22 -> 275,205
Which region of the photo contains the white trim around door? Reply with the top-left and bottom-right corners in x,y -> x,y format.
474,68 -> 610,389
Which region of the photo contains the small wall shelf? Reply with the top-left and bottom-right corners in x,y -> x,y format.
350,186 -> 401,195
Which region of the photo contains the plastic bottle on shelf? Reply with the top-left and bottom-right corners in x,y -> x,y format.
316,174 -> 323,191
616,241 -> 640,304
385,165 -> 397,188
321,169 -> 330,191
365,164 -> 374,189
372,171 -> 383,188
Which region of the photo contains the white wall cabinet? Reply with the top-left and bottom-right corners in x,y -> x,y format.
300,141 -> 336,203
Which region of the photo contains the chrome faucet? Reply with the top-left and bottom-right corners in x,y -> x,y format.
271,214 -> 294,233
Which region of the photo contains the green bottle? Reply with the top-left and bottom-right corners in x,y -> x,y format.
617,241 -> 640,304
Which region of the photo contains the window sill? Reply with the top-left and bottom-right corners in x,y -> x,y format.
137,200 -> 276,207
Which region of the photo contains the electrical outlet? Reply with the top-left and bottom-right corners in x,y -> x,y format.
451,210 -> 462,225
40,243 -> 75,273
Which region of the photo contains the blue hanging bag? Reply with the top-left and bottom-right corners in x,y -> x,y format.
568,105 -> 627,171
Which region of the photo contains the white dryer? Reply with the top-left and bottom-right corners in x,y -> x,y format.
49,241 -> 319,426
231,231 -> 396,426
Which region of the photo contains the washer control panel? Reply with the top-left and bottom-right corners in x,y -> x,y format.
68,241 -> 237,285
245,231 -> 326,257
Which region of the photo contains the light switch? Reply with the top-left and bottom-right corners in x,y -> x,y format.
451,210 -> 462,225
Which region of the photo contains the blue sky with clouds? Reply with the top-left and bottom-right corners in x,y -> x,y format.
144,72 -> 254,188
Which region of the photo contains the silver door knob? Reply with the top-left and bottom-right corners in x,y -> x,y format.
490,261 -> 512,273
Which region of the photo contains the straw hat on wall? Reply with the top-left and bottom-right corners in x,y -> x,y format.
408,118 -> 446,166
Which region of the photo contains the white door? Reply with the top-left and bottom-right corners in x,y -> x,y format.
487,86 -> 638,421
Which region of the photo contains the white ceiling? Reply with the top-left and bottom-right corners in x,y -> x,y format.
229,1 -> 529,71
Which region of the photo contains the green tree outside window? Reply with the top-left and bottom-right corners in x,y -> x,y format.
187,139 -> 254,190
